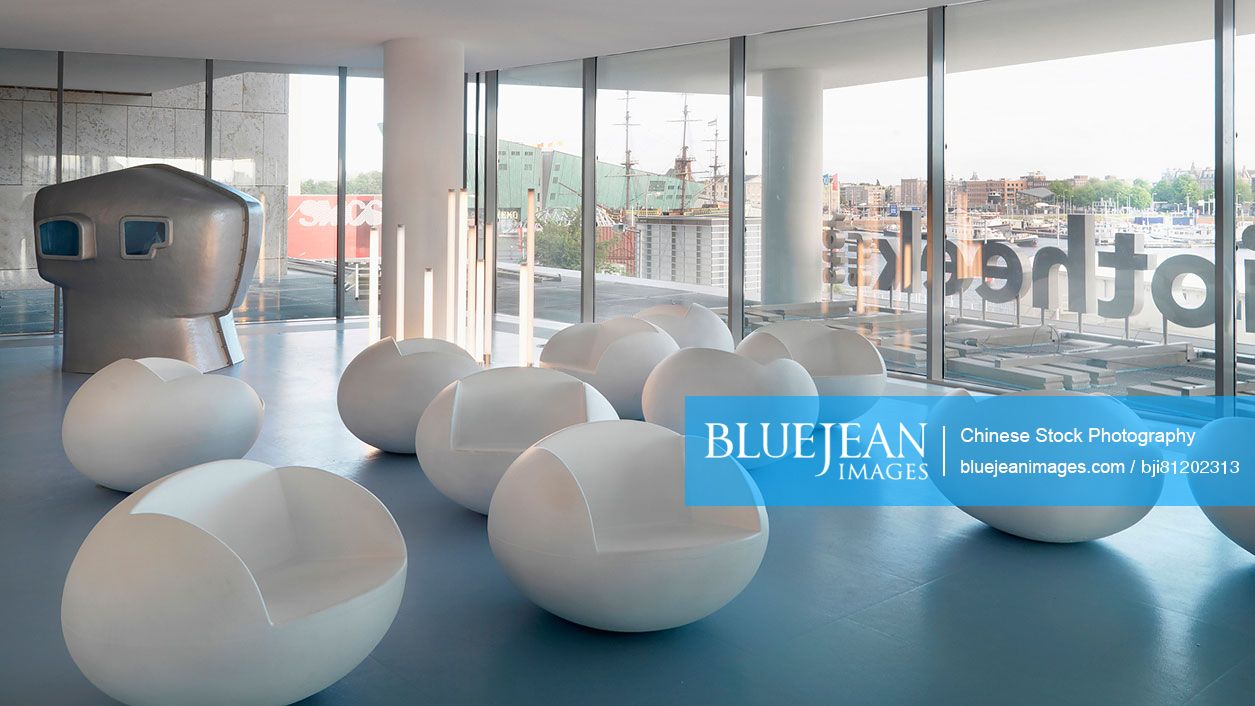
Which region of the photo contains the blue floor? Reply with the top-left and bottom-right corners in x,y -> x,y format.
0,268 -> 724,334
2,323 -> 1255,704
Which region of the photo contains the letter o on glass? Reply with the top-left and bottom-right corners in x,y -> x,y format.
1151,254 -> 1214,329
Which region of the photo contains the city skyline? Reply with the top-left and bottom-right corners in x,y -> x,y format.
288,35 -> 1255,190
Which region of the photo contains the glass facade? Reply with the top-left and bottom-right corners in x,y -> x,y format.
746,12 -> 927,374
343,74 -> 384,319
62,52 -> 207,180
0,49 -> 58,333
4,0 -> 1253,400
494,61 -> 583,363
213,61 -> 339,322
459,0 -> 1248,395
944,0 -> 1216,394
1238,0 -> 1255,391
0,52 -> 379,335
594,41 -> 730,322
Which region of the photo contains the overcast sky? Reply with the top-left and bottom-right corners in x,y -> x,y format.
291,36 -> 1255,188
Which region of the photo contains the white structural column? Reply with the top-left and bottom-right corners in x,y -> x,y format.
382,38 -> 465,340
760,68 -> 822,305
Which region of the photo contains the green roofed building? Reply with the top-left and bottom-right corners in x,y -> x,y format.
470,136 -> 711,218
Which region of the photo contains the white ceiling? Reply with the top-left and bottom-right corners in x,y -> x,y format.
0,0 -> 1241,92
0,0 -> 936,72
504,0 -> 1224,95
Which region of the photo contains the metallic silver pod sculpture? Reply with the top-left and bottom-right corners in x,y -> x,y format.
34,164 -> 261,373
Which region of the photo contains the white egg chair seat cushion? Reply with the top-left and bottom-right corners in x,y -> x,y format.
634,303 -> 734,351
737,320 -> 887,397
337,337 -> 481,453
538,317 -> 679,419
62,357 -> 263,492
642,347 -> 817,438
416,367 -> 618,514
1190,417 -> 1255,555
488,420 -> 767,632
933,390 -> 1161,543
62,460 -> 407,706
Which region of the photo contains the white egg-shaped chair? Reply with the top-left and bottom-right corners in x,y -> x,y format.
737,320 -> 887,399
62,459 -> 407,706
416,367 -> 618,514
337,337 -> 481,454
642,347 -> 817,437
538,317 -> 679,419
1189,417 -> 1255,555
62,357 -> 263,492
634,303 -> 734,351
488,420 -> 768,632
934,390 -> 1161,543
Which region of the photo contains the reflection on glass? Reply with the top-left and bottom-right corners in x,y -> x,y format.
493,61 -> 583,365
0,52 -> 69,331
595,41 -> 731,323
37,220 -> 82,258
213,63 -> 339,322
746,13 -> 927,374
120,219 -> 169,258
944,0 -> 1215,394
344,74 -> 384,320
1236,1 -> 1255,392
61,52 -> 207,181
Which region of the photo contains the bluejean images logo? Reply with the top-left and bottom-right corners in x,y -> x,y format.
684,395 -> 1254,507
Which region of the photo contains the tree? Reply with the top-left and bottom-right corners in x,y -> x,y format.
532,218 -> 613,273
1174,173 -> 1202,207
299,171 -> 383,195
1048,180 -> 1074,203
347,171 -> 383,194
533,219 -> 582,270
300,178 -> 335,194
1152,177 -> 1176,204
1151,174 -> 1203,207
1129,186 -> 1153,210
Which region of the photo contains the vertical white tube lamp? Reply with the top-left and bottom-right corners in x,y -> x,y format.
423,267 -> 434,339
368,226 -> 380,343
446,189 -> 457,341
395,224 -> 406,340
466,224 -> 477,356
455,189 -> 469,349
520,189 -> 536,366
482,224 -> 494,366
474,257 -> 485,359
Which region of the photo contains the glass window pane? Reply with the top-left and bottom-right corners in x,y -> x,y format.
37,220 -> 81,258
747,12 -> 927,375
1237,1 -> 1255,392
0,51 -> 66,331
214,62 -> 338,322
494,60 -> 583,365
62,52 -> 207,179
944,0 -> 1214,394
344,73 -> 384,319
595,41 -> 730,322
121,219 -> 168,258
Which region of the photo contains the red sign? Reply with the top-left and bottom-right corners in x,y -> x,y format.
286,194 -> 382,261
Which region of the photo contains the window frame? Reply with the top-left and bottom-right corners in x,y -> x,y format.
118,216 -> 174,260
35,214 -> 95,261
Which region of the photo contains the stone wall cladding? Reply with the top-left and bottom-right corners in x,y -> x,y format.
0,71 -> 289,285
